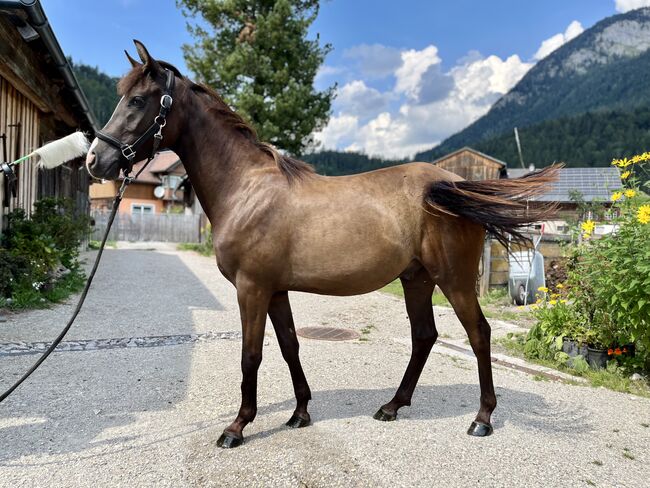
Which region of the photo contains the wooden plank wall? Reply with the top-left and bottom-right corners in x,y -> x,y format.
1,74 -> 40,230
436,151 -> 503,181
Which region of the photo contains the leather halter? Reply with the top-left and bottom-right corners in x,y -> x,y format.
96,68 -> 175,175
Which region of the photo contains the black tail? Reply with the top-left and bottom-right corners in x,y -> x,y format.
425,165 -> 561,248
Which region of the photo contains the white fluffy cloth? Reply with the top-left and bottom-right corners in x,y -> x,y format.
34,132 -> 90,169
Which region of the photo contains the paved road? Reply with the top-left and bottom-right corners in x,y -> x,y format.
1,244 -> 648,487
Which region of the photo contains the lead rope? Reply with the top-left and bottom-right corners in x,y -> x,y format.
0,175 -> 135,403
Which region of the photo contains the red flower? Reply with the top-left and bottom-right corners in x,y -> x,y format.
614,348 -> 622,355
608,348 -> 614,355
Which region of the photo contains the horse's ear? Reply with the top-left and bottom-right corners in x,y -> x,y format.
124,50 -> 141,68
133,39 -> 161,75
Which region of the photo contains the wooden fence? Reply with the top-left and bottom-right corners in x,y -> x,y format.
91,211 -> 201,243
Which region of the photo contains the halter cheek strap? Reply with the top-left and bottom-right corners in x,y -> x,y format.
96,68 -> 175,176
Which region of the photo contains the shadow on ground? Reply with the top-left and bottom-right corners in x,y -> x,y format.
0,250 -> 225,465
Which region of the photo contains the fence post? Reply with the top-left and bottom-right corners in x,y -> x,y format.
478,237 -> 492,297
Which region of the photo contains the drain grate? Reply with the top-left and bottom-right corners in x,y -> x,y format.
296,327 -> 360,341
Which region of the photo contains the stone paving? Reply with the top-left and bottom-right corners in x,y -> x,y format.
0,244 -> 648,488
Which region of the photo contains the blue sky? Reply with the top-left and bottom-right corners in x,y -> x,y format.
45,0 -> 643,157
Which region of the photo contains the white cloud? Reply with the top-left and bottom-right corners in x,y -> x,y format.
313,114 -> 358,150
533,20 -> 584,61
312,36 -> 544,158
342,44 -> 403,79
333,80 -> 391,119
615,0 -> 650,12
315,65 -> 342,83
344,50 -> 532,159
394,46 -> 441,98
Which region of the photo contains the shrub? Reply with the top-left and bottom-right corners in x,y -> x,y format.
0,198 -> 90,308
527,153 -> 650,371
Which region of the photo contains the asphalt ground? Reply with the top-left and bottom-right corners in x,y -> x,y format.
1,244 -> 648,487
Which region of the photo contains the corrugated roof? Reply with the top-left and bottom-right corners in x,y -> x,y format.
507,167 -> 623,202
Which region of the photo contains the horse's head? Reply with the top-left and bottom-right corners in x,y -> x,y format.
86,40 -> 183,180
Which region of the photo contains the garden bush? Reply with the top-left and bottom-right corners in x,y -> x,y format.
528,153 -> 650,372
0,198 -> 90,309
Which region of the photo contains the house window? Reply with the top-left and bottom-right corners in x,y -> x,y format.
131,203 -> 155,215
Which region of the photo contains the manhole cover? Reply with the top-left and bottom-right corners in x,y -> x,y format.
296,327 -> 360,341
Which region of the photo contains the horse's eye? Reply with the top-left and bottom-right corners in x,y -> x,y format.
129,96 -> 146,108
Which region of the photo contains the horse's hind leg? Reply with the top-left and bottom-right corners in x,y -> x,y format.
268,291 -> 312,428
438,282 -> 496,436
374,266 -> 437,421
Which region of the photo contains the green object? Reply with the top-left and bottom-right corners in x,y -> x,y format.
178,0 -> 334,155
11,154 -> 32,166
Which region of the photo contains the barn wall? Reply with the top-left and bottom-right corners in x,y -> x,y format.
435,151 -> 503,181
1,74 -> 40,230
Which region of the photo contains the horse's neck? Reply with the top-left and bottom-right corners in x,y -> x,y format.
171,101 -> 272,225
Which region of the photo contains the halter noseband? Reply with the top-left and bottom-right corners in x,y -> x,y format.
96,68 -> 175,176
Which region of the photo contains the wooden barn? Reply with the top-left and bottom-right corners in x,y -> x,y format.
0,0 -> 97,233
432,147 -> 507,181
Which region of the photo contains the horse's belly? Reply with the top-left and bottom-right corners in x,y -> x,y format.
287,226 -> 415,295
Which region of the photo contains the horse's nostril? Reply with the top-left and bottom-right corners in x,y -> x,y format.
85,151 -> 96,167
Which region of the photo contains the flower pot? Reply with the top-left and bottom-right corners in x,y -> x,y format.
587,347 -> 609,369
562,339 -> 578,357
577,343 -> 589,358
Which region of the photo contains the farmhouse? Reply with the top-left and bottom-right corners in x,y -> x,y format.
432,147 -> 507,180
89,151 -> 200,216
0,0 -> 97,233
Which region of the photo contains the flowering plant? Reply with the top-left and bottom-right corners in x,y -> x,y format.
571,153 -> 650,364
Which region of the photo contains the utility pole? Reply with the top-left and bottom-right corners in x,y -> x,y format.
514,127 -> 525,169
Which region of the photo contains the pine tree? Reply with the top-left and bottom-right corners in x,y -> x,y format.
177,0 -> 335,155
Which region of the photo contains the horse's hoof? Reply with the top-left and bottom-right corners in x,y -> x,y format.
217,432 -> 244,448
373,408 -> 397,422
286,414 -> 311,428
467,421 -> 493,437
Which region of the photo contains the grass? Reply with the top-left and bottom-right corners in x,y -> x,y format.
88,240 -> 117,250
380,280 -> 532,325
177,242 -> 214,256
0,270 -> 86,311
495,332 -> 650,398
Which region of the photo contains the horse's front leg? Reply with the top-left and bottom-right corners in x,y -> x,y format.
217,278 -> 271,448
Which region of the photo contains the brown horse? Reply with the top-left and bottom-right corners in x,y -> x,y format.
86,41 -> 557,448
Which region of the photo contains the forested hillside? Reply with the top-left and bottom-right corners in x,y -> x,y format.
416,8 -> 650,163
472,106 -> 650,167
70,59 -> 120,126
301,150 -> 403,175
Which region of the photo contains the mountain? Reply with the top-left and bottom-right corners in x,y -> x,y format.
70,59 -> 120,126
416,7 -> 650,164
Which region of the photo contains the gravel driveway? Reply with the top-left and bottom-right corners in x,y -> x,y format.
1,244 -> 648,487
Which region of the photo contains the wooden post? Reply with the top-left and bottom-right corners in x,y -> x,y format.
478,238 -> 492,297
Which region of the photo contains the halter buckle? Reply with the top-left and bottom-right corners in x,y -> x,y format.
160,94 -> 173,110
121,145 -> 136,161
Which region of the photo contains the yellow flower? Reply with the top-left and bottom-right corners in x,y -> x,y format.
621,171 -> 631,180
624,189 -> 636,198
556,283 -> 564,289
551,293 -> 560,299
581,220 -> 595,237
549,299 -> 557,306
560,299 -> 568,304
531,304 -> 539,310
611,191 -> 623,202
638,204 -> 650,225
537,286 -> 548,293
